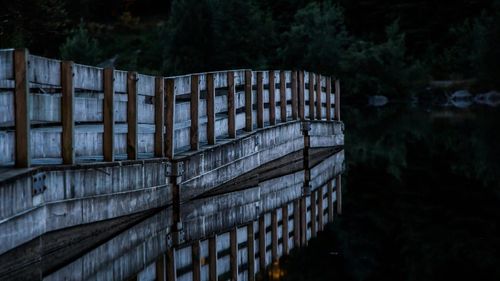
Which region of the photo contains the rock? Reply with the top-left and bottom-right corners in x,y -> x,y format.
368,95 -> 388,107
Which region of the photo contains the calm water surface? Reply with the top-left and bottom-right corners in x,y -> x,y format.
278,104 -> 500,281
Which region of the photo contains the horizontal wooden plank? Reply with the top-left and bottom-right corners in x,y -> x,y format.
28,55 -> 61,86
0,50 -> 14,80
73,64 -> 103,91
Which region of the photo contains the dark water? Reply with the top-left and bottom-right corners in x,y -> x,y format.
278,104 -> 500,281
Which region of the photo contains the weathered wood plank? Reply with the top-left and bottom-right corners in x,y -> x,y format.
293,200 -> 300,248
300,197 -> 307,246
166,248 -> 176,281
61,61 -> 74,164
103,68 -> 114,162
279,71 -> 286,122
165,79 -> 175,159
14,49 -> 30,168
291,71 -> 298,120
256,72 -> 264,128
325,77 -> 332,121
206,73 -> 215,145
271,209 -> 278,262
227,72 -> 236,138
281,205 -> 289,255
308,73 -> 315,120
245,70 -> 253,131
298,71 -> 305,120
28,55 -> 61,86
316,74 -> 322,120
247,223 -> 255,281
335,79 -> 341,121
0,50 -> 14,80
190,74 -> 199,151
192,241 -> 201,281
230,228 -> 238,281
258,216 -> 266,274
268,71 -> 276,126
154,77 -> 164,157
73,64 -> 103,91
127,71 -> 138,160
208,235 -> 217,281
156,254 -> 166,281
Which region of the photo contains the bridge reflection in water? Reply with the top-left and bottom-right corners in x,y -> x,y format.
1,148 -> 344,281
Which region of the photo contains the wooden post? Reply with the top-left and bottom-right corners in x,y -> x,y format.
61,61 -> 74,165
317,188 -> 324,232
166,248 -> 176,281
293,200 -> 300,248
156,254 -> 166,281
245,70 -> 253,132
281,205 -> 289,255
316,74 -> 322,120
300,197 -> 307,246
14,49 -> 30,168
298,71 -> 305,120
268,71 -> 276,126
165,78 -> 175,159
328,180 -> 334,222
206,73 -> 216,145
154,77 -> 165,157
336,175 -> 342,215
190,74 -> 199,150
258,216 -> 266,273
103,67 -> 115,162
230,228 -> 238,281
308,73 -> 314,120
335,79 -> 341,121
256,72 -> 264,128
279,71 -> 286,122
271,210 -> 278,262
192,241 -> 201,281
209,235 -> 217,281
227,71 -> 236,138
291,71 -> 298,120
325,77 -> 332,121
310,190 -> 317,237
127,71 -> 138,160
247,223 -> 255,281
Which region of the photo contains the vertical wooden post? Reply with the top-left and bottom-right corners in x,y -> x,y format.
325,77 -> 332,121
247,223 -> 255,281
300,197 -> 307,246
156,254 -> 166,281
336,175 -> 342,215
271,210 -> 278,262
334,79 -> 341,121
230,228 -> 238,281
279,71 -> 286,122
328,180 -> 334,222
154,77 -> 165,157
298,71 -> 305,120
268,71 -> 276,126
310,190 -> 317,237
14,49 -> 30,168
190,74 -> 199,150
127,71 -> 138,160
192,241 -> 201,281
208,235 -> 217,281
258,216 -> 266,273
317,188 -> 324,232
308,73 -> 314,120
227,71 -> 236,138
245,70 -> 253,132
291,71 -> 298,120
61,61 -> 74,165
293,200 -> 301,248
256,72 -> 264,128
165,78 -> 175,159
103,67 -> 115,162
206,73 -> 216,145
316,74 -> 322,120
281,205 -> 289,255
166,248 -> 176,281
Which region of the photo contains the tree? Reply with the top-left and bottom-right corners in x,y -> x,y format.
60,22 -> 102,65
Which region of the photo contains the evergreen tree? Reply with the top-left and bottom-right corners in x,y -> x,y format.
60,22 -> 102,65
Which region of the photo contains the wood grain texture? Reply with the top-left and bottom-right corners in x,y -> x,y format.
247,223 -> 255,281
335,79 -> 341,121
230,228 -> 238,281
245,70 -> 253,131
308,73 -> 315,120
282,205 -> 289,255
61,61 -> 74,165
206,73 -> 216,145
156,254 -> 166,281
268,71 -> 276,126
127,71 -> 138,160
192,241 -> 201,281
279,71 -> 287,122
227,72 -> 236,138
256,72 -> 264,128
325,77 -> 332,121
208,235 -> 217,281
166,248 -> 176,281
298,71 -> 305,120
293,200 -> 301,248
103,67 -> 115,162
300,197 -> 307,246
271,209 -> 278,262
154,77 -> 165,157
14,49 -> 30,168
258,216 -> 266,273
165,78 -> 175,159
190,74 -> 199,150
291,71 -> 298,120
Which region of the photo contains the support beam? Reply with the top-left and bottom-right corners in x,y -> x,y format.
317,188 -> 324,232
154,77 -> 165,157
206,73 -> 216,145
127,71 -> 138,160
279,71 -> 286,122
298,71 -> 305,120
165,78 -> 175,159
61,60 -> 74,165
336,175 -> 342,215
293,200 -> 301,248
335,79 -> 341,121
281,205 -> 289,255
156,254 -> 166,281
300,197 -> 307,246
316,74 -> 322,120
310,190 -> 317,237
103,67 -> 115,162
166,248 -> 176,281
258,216 -> 266,273
328,181 -> 334,222
230,228 -> 238,281
227,71 -> 236,138
325,77 -> 332,121
247,223 -> 255,281
209,235 -> 217,281
271,209 -> 278,262
256,72 -> 264,128
192,241 -> 201,281
291,71 -> 298,120
190,74 -> 199,150
308,73 -> 314,120
245,70 -> 253,132
14,49 -> 30,168
268,71 -> 276,126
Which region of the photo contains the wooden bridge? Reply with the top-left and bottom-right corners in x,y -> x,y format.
0,48 -> 344,280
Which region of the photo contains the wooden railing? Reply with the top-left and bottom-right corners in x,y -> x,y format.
0,49 -> 340,168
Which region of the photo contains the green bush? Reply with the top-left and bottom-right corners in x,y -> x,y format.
59,22 -> 101,65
